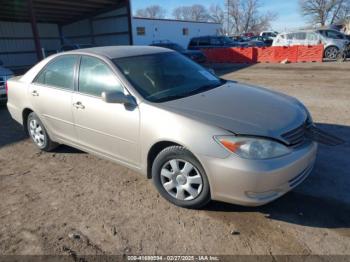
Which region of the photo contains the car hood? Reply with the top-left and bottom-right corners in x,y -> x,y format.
158,81 -> 307,140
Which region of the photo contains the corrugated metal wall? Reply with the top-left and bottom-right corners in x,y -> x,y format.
0,21 -> 60,71
62,6 -> 130,47
0,4 -> 131,72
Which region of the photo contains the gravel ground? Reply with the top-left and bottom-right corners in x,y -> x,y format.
0,62 -> 349,257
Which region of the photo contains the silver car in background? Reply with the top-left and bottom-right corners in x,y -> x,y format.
273,29 -> 349,59
0,60 -> 14,101
7,46 -> 320,208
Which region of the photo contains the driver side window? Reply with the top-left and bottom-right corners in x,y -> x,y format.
78,56 -> 123,97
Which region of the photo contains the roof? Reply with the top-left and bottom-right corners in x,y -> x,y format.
0,0 -> 128,24
133,16 -> 221,25
70,46 -> 173,59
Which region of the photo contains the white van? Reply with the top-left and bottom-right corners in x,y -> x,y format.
273,29 -> 349,59
0,60 -> 14,101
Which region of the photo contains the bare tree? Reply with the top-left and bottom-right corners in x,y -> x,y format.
208,4 -> 225,24
208,4 -> 226,34
172,4 -> 209,22
226,0 -> 277,35
172,0 -> 275,35
135,5 -> 166,19
299,0 -> 350,26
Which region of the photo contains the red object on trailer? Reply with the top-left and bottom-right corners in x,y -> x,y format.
255,47 -> 275,63
230,47 -> 254,63
202,45 -> 324,64
273,46 -> 298,63
297,45 -> 324,62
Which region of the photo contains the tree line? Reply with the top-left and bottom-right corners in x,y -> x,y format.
135,0 -> 277,35
135,0 -> 350,35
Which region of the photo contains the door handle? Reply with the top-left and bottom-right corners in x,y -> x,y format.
73,101 -> 85,109
31,90 -> 39,96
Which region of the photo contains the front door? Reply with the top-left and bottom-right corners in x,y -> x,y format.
72,55 -> 140,166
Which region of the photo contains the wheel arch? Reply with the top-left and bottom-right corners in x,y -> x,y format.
146,141 -> 182,179
22,108 -> 34,135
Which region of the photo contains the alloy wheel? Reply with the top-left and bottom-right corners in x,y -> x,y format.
325,47 -> 339,59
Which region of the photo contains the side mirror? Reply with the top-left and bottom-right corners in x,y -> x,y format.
101,91 -> 136,106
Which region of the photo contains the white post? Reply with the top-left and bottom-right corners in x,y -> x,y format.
41,48 -> 46,58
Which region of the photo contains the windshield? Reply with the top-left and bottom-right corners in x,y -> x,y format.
113,52 -> 224,103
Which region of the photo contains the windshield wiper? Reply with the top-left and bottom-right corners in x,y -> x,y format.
153,80 -> 226,103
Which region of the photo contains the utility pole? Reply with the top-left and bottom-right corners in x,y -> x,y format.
226,0 -> 230,36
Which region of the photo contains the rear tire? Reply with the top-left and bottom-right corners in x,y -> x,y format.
27,112 -> 58,152
152,146 -> 211,209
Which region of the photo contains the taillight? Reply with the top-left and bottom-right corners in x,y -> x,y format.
5,80 -> 9,95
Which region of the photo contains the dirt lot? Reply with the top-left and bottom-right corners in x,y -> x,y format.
0,62 -> 350,257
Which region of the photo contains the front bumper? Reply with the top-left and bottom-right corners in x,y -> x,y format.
200,141 -> 317,206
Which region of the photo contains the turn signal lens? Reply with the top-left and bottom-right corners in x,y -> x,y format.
219,139 -> 241,153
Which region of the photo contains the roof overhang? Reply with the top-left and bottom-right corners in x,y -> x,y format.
0,0 -> 129,25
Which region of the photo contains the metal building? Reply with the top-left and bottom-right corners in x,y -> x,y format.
0,0 -> 132,73
132,17 -> 221,48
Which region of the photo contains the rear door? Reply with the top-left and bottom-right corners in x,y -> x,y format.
72,55 -> 140,166
30,55 -> 78,143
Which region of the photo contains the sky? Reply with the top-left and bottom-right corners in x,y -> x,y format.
131,0 -> 308,32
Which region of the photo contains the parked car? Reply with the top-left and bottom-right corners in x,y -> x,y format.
188,36 -> 247,50
260,31 -> 279,40
8,46 -> 333,208
249,35 -> 273,46
273,29 -> 350,59
150,41 -> 207,64
230,36 -> 267,47
0,60 -> 14,101
59,43 -> 95,52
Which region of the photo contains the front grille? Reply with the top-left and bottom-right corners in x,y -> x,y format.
281,123 -> 307,147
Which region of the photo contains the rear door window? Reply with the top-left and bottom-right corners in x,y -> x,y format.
34,55 -> 78,90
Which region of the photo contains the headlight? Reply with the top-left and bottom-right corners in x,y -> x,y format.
214,136 -> 291,160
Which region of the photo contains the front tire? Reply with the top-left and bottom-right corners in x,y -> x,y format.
324,46 -> 339,59
27,112 -> 58,151
152,146 -> 211,209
